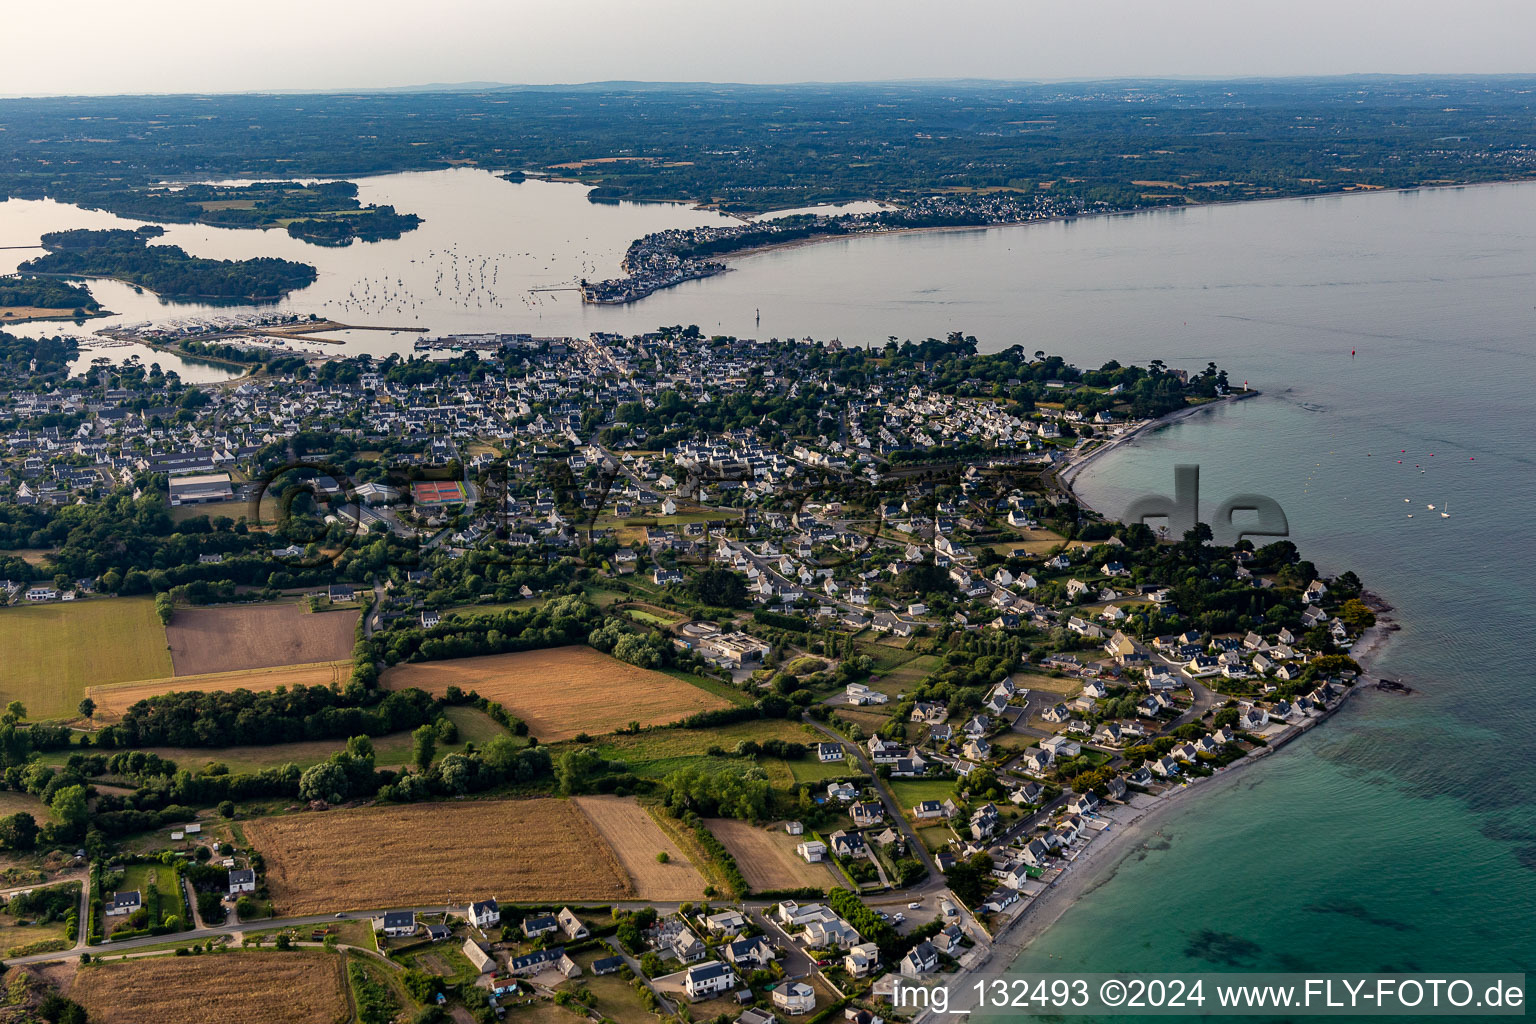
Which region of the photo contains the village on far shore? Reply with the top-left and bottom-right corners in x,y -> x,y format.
0,325 -> 1383,1024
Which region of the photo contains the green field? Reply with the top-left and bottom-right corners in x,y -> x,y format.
0,790 -> 54,822
662,669 -> 755,706
859,642 -> 923,674
54,706 -> 510,775
587,719 -> 821,778
788,757 -> 860,784
398,935 -> 480,983
0,881 -> 77,958
563,950 -> 654,1024
0,597 -> 172,719
624,608 -> 675,626
444,600 -> 546,618
103,863 -> 183,936
869,653 -> 940,698
915,823 -> 957,853
889,778 -> 961,810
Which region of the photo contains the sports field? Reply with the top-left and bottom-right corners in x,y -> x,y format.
0,597 -> 172,719
411,479 -> 467,506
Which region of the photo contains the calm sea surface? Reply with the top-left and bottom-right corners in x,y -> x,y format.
3,172 -> 1533,972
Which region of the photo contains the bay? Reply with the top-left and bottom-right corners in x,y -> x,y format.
3,169 -> 1533,972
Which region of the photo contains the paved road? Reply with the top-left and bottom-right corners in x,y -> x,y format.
749,907 -> 846,998
1169,676 -> 1219,729
801,715 -> 940,883
364,575 -> 386,637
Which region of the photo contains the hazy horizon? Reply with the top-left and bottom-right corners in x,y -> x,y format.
2,0 -> 1533,98
9,71 -> 1536,102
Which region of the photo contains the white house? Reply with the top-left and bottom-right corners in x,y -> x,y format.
827,781 -> 857,803
558,907 -> 589,940
380,911 -> 417,938
684,961 -> 738,1000
796,840 -> 828,863
900,941 -> 939,978
773,982 -> 816,1015
844,942 -> 881,977
468,898 -> 500,930
105,890 -> 141,917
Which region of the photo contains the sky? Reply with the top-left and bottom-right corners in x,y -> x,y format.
2,0 -> 1533,96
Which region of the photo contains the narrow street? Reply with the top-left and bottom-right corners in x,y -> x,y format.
801,715 -> 940,881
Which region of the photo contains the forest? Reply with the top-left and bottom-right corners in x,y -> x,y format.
0,276 -> 100,314
0,330 -> 78,384
2,78 -> 1534,218
36,180 -> 421,244
18,226 -> 317,301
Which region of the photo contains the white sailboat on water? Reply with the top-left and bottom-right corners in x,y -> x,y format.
1441,500 -> 1451,519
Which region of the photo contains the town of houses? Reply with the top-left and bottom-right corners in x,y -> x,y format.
0,325 -> 1368,1018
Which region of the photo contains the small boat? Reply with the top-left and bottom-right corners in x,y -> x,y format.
1407,514 -> 1414,518
1427,504 -> 1435,510
1441,501 -> 1450,519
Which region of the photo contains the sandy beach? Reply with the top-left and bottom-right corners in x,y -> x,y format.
1054,390 -> 1260,505
978,763 -> 1257,970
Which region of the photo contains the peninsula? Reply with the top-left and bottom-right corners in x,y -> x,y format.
17,226 -> 317,302
0,325 -> 1382,1024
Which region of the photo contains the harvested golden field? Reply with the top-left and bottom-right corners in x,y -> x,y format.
705,819 -> 840,891
166,602 -> 358,676
573,796 -> 707,900
69,951 -> 349,1024
381,646 -> 730,741
245,799 -> 632,914
86,661 -> 351,721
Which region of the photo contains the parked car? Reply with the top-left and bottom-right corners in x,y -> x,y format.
907,901 -> 922,909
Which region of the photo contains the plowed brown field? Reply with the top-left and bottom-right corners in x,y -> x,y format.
86,661 -> 350,721
166,602 -> 357,675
